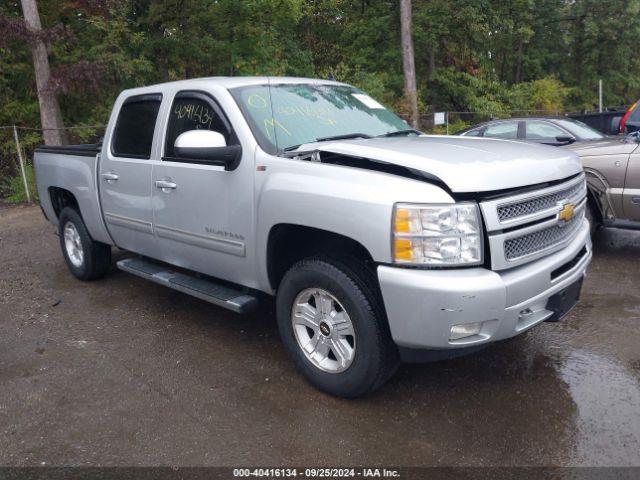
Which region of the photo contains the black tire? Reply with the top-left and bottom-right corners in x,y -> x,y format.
276,255 -> 399,398
58,207 -> 111,281
585,199 -> 601,237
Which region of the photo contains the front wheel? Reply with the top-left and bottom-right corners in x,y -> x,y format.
276,256 -> 399,398
58,207 -> 112,281
585,200 -> 601,237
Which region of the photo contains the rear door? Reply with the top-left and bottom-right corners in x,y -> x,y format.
99,93 -> 162,256
150,90 -> 254,285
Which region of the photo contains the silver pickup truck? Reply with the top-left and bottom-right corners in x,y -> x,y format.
34,77 -> 592,397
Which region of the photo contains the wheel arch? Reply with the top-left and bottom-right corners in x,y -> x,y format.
584,168 -> 613,221
45,185 -> 113,245
266,223 -> 376,291
585,185 -> 604,224
49,186 -> 81,219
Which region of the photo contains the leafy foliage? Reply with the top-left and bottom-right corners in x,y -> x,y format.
2,0 -> 640,199
4,0 -> 640,127
1,164 -> 37,203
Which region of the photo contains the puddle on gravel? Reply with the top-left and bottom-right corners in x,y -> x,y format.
559,350 -> 640,466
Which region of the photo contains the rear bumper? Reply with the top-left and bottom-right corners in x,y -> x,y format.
378,219 -> 592,352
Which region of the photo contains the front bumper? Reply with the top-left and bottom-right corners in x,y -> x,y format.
378,219 -> 592,352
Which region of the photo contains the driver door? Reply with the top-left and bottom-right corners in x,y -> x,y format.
151,90 -> 254,285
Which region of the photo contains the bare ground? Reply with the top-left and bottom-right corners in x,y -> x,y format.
1,205 -> 639,466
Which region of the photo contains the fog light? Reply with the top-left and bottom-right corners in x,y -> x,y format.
518,308 -> 533,320
450,322 -> 483,340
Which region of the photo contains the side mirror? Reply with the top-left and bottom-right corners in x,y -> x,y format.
173,130 -> 242,169
555,135 -> 576,144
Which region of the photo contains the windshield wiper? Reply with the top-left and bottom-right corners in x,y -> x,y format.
283,132 -> 373,152
283,143 -> 305,152
316,133 -> 373,142
376,129 -> 422,138
282,130 -> 414,153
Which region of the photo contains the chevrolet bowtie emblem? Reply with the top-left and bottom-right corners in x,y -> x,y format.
558,203 -> 575,222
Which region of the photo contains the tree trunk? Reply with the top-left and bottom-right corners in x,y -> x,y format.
514,39 -> 523,83
20,0 -> 67,145
428,47 -> 435,78
400,0 -> 419,129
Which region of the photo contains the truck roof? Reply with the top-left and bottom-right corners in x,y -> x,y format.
120,76 -> 348,97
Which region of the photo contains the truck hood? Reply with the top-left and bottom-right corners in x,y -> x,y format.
295,135 -> 582,193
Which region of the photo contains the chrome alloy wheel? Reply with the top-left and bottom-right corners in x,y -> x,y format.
291,288 -> 356,373
63,222 -> 84,268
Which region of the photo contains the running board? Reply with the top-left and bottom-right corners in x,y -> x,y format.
117,258 -> 258,314
603,219 -> 640,231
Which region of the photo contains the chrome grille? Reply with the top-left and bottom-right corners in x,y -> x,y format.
497,180 -> 585,222
482,174 -> 588,270
503,204 -> 585,261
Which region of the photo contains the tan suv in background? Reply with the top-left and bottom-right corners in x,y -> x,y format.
565,132 -> 640,233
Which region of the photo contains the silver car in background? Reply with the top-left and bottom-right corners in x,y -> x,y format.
460,117 -> 606,146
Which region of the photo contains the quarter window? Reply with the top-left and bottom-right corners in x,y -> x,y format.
164,94 -> 232,159
112,95 -> 162,159
463,128 -> 482,137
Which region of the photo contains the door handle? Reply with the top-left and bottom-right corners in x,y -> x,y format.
101,172 -> 119,183
155,180 -> 177,191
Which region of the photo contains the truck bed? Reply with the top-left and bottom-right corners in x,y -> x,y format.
34,144 -> 101,157
34,144 -> 112,245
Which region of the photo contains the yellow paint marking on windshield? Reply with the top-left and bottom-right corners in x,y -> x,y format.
247,94 -> 268,108
263,118 -> 292,140
275,105 -> 337,125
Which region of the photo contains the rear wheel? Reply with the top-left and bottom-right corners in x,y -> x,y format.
58,207 -> 111,281
276,256 -> 399,398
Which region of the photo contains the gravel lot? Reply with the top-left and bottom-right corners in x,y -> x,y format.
1,205 -> 639,467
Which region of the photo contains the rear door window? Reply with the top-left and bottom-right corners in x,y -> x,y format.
112,94 -> 162,159
483,122 -> 519,139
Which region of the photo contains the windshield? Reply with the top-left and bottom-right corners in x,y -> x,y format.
230,83 -> 409,152
556,119 -> 604,140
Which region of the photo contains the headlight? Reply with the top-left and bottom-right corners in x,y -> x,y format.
392,203 -> 483,266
